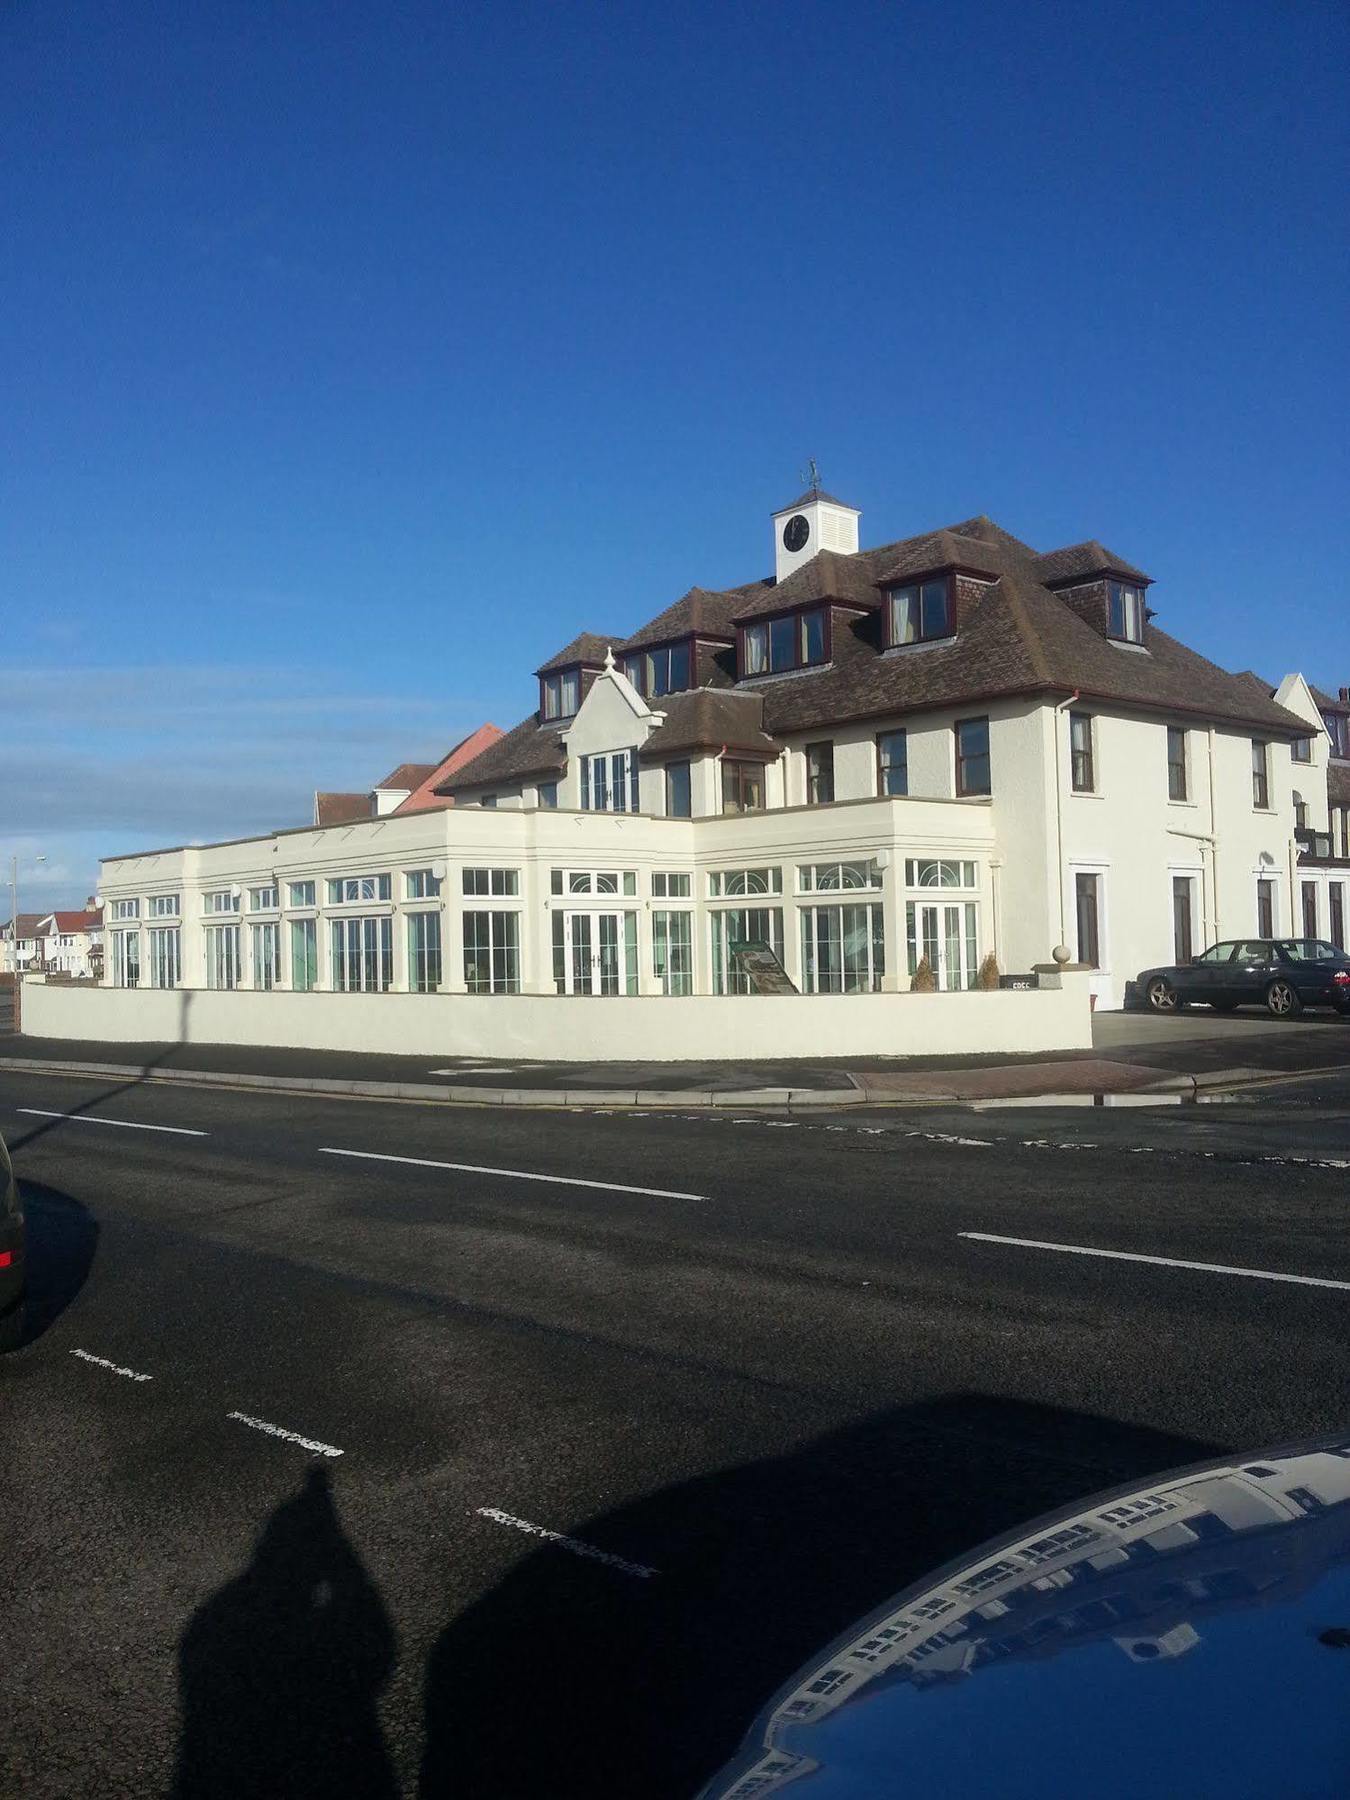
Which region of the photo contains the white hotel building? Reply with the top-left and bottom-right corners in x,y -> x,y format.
92,490 -> 1348,1029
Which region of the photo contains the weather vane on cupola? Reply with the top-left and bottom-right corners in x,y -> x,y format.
801,457 -> 822,497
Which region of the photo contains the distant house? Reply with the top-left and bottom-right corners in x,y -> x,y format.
0,914 -> 45,975
312,725 -> 505,826
34,906 -> 104,979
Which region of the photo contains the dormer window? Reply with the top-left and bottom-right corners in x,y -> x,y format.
740,606 -> 828,678
622,640 -> 692,698
1107,581 -> 1145,644
1328,714 -> 1350,759
886,577 -> 952,647
541,669 -> 580,720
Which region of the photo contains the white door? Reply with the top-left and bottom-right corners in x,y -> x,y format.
915,901 -> 976,992
561,911 -> 629,995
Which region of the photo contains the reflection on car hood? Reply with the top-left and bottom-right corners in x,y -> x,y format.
700,1438 -> 1350,1799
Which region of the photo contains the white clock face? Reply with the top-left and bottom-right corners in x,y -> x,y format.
783,514 -> 810,553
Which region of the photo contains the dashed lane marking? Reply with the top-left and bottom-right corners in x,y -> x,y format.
960,1231 -> 1350,1293
226,1411 -> 344,1457
71,1348 -> 154,1382
476,1507 -> 659,1578
19,1107 -> 207,1137
318,1145 -> 706,1201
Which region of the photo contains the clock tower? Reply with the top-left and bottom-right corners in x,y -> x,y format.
771,476 -> 860,583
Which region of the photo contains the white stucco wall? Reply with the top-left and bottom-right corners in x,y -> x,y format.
22,969 -> 1092,1062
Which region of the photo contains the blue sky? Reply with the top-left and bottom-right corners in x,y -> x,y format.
3,0 -> 1347,910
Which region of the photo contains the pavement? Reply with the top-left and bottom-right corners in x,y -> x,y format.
2,1061 -> 1349,1797
1,1003 -> 1348,1108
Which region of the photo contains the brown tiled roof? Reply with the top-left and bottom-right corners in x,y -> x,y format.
618,588 -> 738,652
1310,683 -> 1349,714
438,716 -> 568,792
535,633 -> 621,675
314,791 -> 370,826
3,913 -> 45,937
463,512 -> 1311,773
374,762 -> 437,792
1031,541 -> 1151,586
732,547 -> 888,622
1330,764 -> 1350,806
871,529 -> 1006,585
639,689 -> 780,760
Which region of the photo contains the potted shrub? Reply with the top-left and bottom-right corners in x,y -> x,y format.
977,953 -> 1000,991
910,954 -> 937,993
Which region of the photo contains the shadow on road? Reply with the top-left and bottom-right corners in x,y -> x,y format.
418,1395 -> 1218,1800
14,1181 -> 99,1345
6,990 -> 195,1154
171,1465 -> 398,1800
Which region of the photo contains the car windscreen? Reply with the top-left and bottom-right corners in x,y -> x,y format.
1277,939 -> 1344,962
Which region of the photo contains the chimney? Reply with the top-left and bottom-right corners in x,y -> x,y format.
1340,687 -> 1349,704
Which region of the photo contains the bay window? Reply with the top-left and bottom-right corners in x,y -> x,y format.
886,577 -> 951,647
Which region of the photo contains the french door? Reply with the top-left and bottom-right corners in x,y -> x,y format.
554,910 -> 638,995
912,901 -> 978,991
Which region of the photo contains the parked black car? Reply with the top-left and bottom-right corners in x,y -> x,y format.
0,1131 -> 23,1350
1128,937 -> 1350,1017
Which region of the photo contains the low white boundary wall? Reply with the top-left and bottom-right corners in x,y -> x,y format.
21,976 -> 1093,1062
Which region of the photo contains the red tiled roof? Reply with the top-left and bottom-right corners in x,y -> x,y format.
392,725 -> 506,815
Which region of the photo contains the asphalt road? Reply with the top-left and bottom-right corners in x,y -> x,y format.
3,1068 -> 1350,1798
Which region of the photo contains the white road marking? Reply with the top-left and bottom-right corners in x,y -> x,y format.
226,1411 -> 344,1457
960,1232 -> 1350,1293
318,1145 -> 706,1200
71,1347 -> 153,1382
476,1506 -> 658,1578
19,1107 -> 207,1138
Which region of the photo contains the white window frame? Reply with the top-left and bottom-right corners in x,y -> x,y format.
288,880 -> 316,909
204,924 -> 241,990
249,885 -> 279,912
405,869 -> 443,900
147,926 -> 180,989
463,910 -> 521,994
203,890 -> 240,915
111,929 -> 141,987
652,871 -> 692,898
549,868 -> 638,897
798,860 -> 882,894
463,868 -> 520,897
407,910 -> 443,992
799,903 -> 886,994
250,921 -> 280,989
652,909 -> 693,995
148,894 -> 180,918
328,873 -> 392,905
580,749 -> 640,814
707,866 -> 783,898
110,898 -> 140,921
330,915 -> 393,991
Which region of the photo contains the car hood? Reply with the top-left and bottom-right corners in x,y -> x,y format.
700,1437 -> 1350,1799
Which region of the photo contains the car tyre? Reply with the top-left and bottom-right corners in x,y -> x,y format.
1265,979 -> 1302,1019
1146,977 -> 1179,1013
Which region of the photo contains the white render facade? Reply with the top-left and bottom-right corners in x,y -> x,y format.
91,497 -> 1346,1017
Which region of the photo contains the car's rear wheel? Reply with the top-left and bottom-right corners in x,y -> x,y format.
1265,979 -> 1303,1019
1146,977 -> 1179,1013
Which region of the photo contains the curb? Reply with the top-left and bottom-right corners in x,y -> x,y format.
0,1055 -> 870,1112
